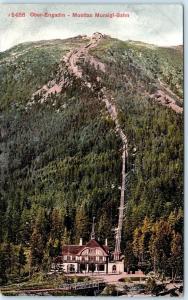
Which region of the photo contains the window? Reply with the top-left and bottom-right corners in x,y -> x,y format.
112,265 -> 117,273
80,263 -> 86,272
96,249 -> 103,256
89,263 -> 95,272
89,256 -> 96,261
98,264 -> 105,271
67,264 -> 75,273
89,249 -> 96,255
82,249 -> 89,255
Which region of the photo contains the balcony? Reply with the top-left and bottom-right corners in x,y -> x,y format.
63,255 -> 106,263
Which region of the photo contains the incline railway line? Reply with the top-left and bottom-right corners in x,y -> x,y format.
63,33 -> 129,261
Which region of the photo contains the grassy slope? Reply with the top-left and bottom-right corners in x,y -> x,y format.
0,37 -> 88,110
91,38 -> 183,98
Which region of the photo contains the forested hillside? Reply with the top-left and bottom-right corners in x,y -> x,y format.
0,34 -> 183,284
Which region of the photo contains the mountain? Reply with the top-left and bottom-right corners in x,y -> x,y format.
0,33 -> 183,283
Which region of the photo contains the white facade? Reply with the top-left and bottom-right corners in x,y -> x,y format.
62,262 -> 109,274
59,261 -> 124,274
53,238 -> 125,274
108,261 -> 124,274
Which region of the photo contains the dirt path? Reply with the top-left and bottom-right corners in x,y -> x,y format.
158,78 -> 182,101
28,33 -> 105,107
151,79 -> 183,114
67,272 -> 147,285
63,33 -> 105,78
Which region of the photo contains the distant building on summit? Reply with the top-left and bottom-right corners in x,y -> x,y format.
91,32 -> 103,41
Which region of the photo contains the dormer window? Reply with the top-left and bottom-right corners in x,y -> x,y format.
89,248 -> 96,255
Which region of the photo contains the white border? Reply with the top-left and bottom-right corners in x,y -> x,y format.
0,1 -> 186,300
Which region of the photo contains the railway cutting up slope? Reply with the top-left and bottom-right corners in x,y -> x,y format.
59,32 -> 129,260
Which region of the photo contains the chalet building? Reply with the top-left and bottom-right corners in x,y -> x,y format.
53,218 -> 124,274
61,238 -> 109,274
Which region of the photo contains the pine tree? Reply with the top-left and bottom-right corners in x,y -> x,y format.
50,208 -> 63,240
18,245 -> 27,275
30,228 -> 44,268
0,244 -> 8,284
133,227 -> 143,264
171,232 -> 183,279
75,205 -> 90,243
97,211 -> 112,245
149,219 -> 172,275
30,208 -> 48,269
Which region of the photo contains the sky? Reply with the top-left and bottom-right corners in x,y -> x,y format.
0,3 -> 183,52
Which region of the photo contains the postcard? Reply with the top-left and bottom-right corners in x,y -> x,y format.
0,3 -> 183,296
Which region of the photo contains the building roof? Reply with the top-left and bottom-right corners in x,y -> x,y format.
62,245 -> 84,255
62,239 -> 109,256
85,239 -> 109,254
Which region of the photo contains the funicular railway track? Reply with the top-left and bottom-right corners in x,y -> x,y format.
63,32 -> 129,261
